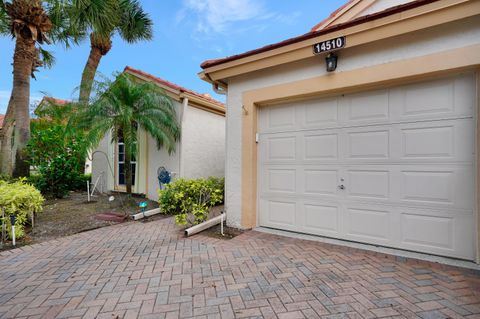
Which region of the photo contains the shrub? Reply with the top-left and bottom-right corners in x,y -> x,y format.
26,120 -> 89,198
0,179 -> 44,239
158,177 -> 224,227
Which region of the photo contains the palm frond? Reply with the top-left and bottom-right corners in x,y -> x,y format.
71,0 -> 119,37
44,0 -> 86,48
0,0 -> 10,35
117,0 -> 152,43
38,47 -> 55,68
75,72 -> 181,155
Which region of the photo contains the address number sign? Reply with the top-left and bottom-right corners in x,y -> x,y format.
313,36 -> 346,54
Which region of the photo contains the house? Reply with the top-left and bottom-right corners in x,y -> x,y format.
35,97 -> 70,115
199,0 -> 480,262
91,66 -> 225,200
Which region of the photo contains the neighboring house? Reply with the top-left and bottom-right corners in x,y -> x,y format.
92,66 -> 225,200
35,97 -> 69,114
200,0 -> 480,262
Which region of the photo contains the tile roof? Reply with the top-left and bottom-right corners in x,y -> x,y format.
43,97 -> 69,105
0,114 -> 4,128
310,0 -> 358,32
124,66 -> 225,108
200,0 -> 440,70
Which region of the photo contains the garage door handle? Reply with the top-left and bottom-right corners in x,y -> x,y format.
338,185 -> 345,190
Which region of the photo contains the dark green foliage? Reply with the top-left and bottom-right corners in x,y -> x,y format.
26,117 -> 89,198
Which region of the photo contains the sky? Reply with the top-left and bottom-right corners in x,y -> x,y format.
0,0 -> 346,114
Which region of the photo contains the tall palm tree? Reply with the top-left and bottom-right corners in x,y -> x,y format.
75,0 -> 152,104
0,0 -> 116,176
77,73 -> 180,194
0,0 -> 82,176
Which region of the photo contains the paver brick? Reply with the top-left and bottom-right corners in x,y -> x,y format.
0,217 -> 478,319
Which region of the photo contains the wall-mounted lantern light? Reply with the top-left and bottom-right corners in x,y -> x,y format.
326,53 -> 338,72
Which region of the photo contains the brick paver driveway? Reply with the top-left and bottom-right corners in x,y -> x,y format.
1,217 -> 480,319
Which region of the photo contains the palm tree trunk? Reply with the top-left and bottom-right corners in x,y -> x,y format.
0,98 -> 15,175
11,36 -> 35,177
124,144 -> 132,194
79,45 -> 103,104
79,33 -> 111,104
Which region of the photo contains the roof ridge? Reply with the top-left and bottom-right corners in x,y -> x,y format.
124,66 -> 225,107
310,0 -> 358,32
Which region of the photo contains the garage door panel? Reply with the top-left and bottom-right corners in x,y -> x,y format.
266,104 -> 296,130
402,126 -> 454,158
402,79 -> 454,116
304,169 -> 339,195
259,199 -> 298,230
401,170 -> 453,204
345,207 -> 391,243
304,133 -> 339,160
401,213 -> 454,249
303,97 -> 339,127
266,135 -> 296,161
400,119 -> 473,161
345,90 -> 390,122
347,170 -> 390,200
302,203 -> 340,235
259,74 -> 475,135
399,166 -> 473,209
347,130 -> 390,159
258,74 -> 475,260
267,169 -> 296,193
399,209 -> 474,259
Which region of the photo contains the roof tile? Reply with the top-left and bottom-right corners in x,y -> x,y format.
124,66 -> 225,108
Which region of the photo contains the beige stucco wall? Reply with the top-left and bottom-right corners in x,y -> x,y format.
91,131 -> 114,194
181,105 -> 225,180
145,140 -> 181,201
223,17 -> 480,228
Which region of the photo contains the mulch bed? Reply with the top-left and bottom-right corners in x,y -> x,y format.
0,191 -> 159,251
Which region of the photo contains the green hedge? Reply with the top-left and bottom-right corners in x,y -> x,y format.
26,119 -> 89,198
0,179 -> 44,239
158,177 -> 224,227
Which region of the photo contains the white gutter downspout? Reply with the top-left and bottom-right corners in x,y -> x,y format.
185,213 -> 225,237
178,95 -> 188,178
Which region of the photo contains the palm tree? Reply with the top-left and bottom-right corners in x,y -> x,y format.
0,0 -> 82,176
0,0 -> 116,176
75,0 -> 152,104
77,73 -> 180,194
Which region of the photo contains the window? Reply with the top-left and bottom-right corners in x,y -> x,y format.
117,135 -> 136,186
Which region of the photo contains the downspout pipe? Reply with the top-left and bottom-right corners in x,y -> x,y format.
185,213 -> 225,237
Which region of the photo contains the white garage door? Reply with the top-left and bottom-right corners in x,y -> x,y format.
258,74 -> 476,260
